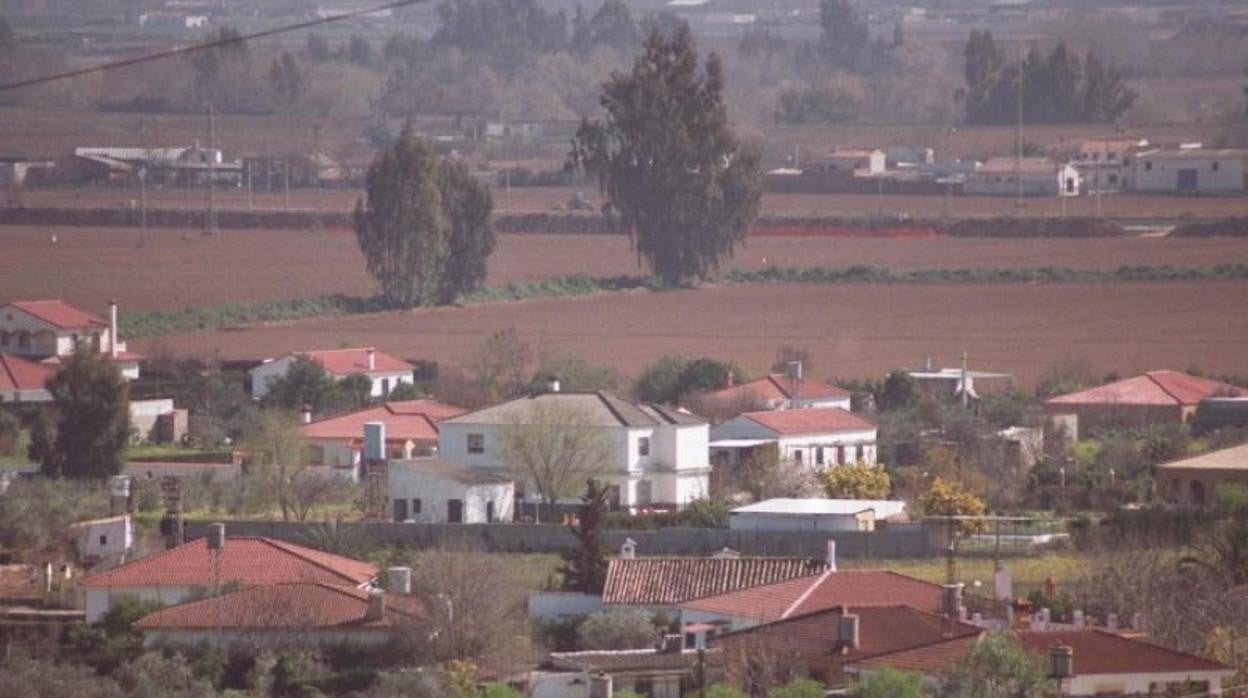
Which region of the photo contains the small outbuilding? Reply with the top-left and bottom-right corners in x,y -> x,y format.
728,498 -> 908,532
387,457 -> 514,524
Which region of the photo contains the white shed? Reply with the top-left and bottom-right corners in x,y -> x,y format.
68,515 -> 134,564
387,457 -> 514,524
1131,148 -> 1246,194
728,498 -> 907,532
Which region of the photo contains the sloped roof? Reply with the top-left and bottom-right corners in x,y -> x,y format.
700,375 -> 850,406
1155,442 -> 1248,472
133,582 -> 424,630
0,353 -> 54,391
712,604 -> 979,660
4,300 -> 107,330
681,569 -> 942,620
300,348 -> 412,375
742,407 -> 876,436
850,629 -> 1231,676
603,557 -> 827,606
301,399 -> 465,442
388,457 -> 513,486
976,157 -> 1065,174
1045,370 -> 1238,408
81,536 -> 377,588
445,391 -> 706,429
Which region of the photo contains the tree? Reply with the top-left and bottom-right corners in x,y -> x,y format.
42,349 -> 130,479
261,356 -> 342,414
432,0 -> 567,71
531,353 -> 622,394
818,0 -> 868,70
940,633 -> 1055,698
771,346 -> 814,377
0,408 -> 18,456
26,407 -> 56,468
560,479 -> 611,593
879,370 -> 919,411
268,52 -> 304,105
501,403 -> 613,511
739,443 -> 817,500
306,34 -> 332,61
705,685 -> 748,698
854,667 -> 929,698
0,478 -> 110,551
634,355 -> 746,405
571,23 -> 762,287
914,478 -> 986,536
582,0 -> 641,54
240,410 -> 307,520
354,124 -> 495,308
338,373 -> 376,411
472,328 -> 532,401
347,35 -> 374,66
577,609 -> 659,650
769,678 -> 827,698
823,463 -> 890,499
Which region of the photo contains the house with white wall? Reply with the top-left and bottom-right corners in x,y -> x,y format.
709,407 -> 878,471
0,352 -> 55,403
68,515 -> 135,565
0,299 -> 141,379
388,457 -> 514,523
965,157 -> 1080,197
728,498 -> 907,533
437,389 -> 710,509
249,347 -> 414,400
1073,137 -> 1150,193
302,399 -> 464,470
1131,148 -> 1246,194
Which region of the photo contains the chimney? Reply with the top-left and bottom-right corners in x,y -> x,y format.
366,347 -> 376,371
838,612 -> 860,651
548,375 -> 561,393
385,566 -> 412,595
207,522 -> 225,550
620,538 -> 636,559
363,422 -> 386,462
365,589 -> 386,622
940,583 -> 964,620
825,539 -> 838,571
109,299 -> 119,358
301,405 -> 313,424
1049,644 -> 1073,679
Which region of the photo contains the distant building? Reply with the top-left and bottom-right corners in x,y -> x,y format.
814,149 -> 886,176
130,398 -> 188,444
531,644 -> 724,698
692,373 -> 851,417
709,407 -> 878,471
1073,137 -> 1150,193
249,347 -> 414,400
0,353 -> 54,403
1154,442 -> 1248,507
0,299 -> 141,380
965,157 -> 1080,197
728,498 -> 908,532
1044,370 -> 1241,435
602,553 -> 827,614
68,515 -> 135,566
1131,148 -> 1247,194
387,457 -> 514,523
301,399 -> 464,469
906,358 -> 1012,403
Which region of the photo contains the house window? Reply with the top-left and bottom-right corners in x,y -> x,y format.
447,499 -> 464,524
1144,161 -> 1153,171
816,448 -> 825,466
793,450 -> 803,464
412,499 -> 422,515
638,436 -> 650,457
467,433 -> 484,454
1212,161 -> 1220,172
381,378 -> 391,396
98,534 -> 108,546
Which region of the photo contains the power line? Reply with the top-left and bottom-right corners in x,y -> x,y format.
0,0 -> 428,93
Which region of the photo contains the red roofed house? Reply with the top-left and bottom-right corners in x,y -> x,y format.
846,629 -> 1233,696
302,399 -> 465,469
1044,370 -> 1241,436
0,299 -> 141,379
709,407 -> 878,476
692,373 -> 851,419
249,347 -> 415,400
711,605 -> 980,689
134,582 -> 425,649
0,352 -> 55,403
79,533 -> 377,622
680,568 -> 943,632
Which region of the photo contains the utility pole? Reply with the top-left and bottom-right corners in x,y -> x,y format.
137,116 -> 148,247
283,156 -> 291,211
205,102 -> 216,235
312,123 -> 322,216
1014,46 -> 1025,215
960,348 -> 969,409
246,159 -> 253,212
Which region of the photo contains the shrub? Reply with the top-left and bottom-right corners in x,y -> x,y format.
576,609 -> 660,650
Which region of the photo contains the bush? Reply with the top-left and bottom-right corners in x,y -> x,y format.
576,609 -> 660,650
823,463 -> 891,499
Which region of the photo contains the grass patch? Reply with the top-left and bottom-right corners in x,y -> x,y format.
840,553 -> 1087,595
727,263 -> 1248,285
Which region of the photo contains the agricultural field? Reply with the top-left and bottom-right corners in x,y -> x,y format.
6,225 -> 1248,311
137,281 -> 1248,387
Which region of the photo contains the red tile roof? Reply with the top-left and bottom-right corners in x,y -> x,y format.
1045,370 -> 1239,408
134,582 -> 424,630
701,375 -> 850,406
81,537 -> 377,588
712,605 -> 979,661
850,629 -> 1231,676
682,570 -> 942,620
300,348 -> 412,376
5,300 -> 107,329
301,399 -> 465,443
603,557 -> 828,606
743,407 -> 876,436
0,353 -> 54,391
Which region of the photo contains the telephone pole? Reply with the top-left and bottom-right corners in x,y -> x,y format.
205,102 -> 217,235
1014,47 -> 1025,215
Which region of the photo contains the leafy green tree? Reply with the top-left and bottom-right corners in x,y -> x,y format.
577,608 -> 659,650
915,477 -> 987,536
0,407 -> 19,456
634,355 -> 746,404
571,23 -> 762,287
531,353 -> 622,394
823,463 -> 891,499
582,0 -> 641,53
818,0 -> 868,69
338,373 -> 376,411
879,370 -> 919,411
855,667 -> 929,698
261,356 -> 342,414
0,478 -> 110,550
940,633 -> 1055,698
432,0 -> 567,71
354,125 -> 495,307
704,684 -> 748,698
306,33 -> 332,61
769,678 -> 827,698
240,410 -> 307,520
42,349 -> 130,479
559,479 -> 611,593
347,35 -> 374,66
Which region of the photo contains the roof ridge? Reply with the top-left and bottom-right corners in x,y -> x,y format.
260,538 -> 375,584
781,570 -> 832,619
1146,371 -> 1185,404
594,391 -> 630,427
83,536 -> 209,586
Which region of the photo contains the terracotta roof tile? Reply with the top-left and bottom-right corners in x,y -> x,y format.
81,537 -> 377,588
0,353 -> 54,391
1045,370 -> 1238,408
743,407 -> 876,436
603,557 -> 827,606
300,348 -> 412,376
5,300 -> 108,330
301,400 -> 465,442
134,582 -> 424,629
682,570 -> 942,621
700,375 -> 850,407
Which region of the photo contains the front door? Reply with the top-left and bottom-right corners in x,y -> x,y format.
447,499 -> 464,524
393,498 -> 407,522
1177,168 -> 1198,192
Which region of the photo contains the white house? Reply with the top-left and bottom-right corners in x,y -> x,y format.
388,457 -> 514,523
815,148 -> 886,176
728,498 -> 908,532
249,347 -> 414,400
694,373 -> 851,414
0,352 -> 55,403
0,299 -> 141,379
1073,137 -> 1150,193
68,515 -> 135,565
1131,148 -> 1247,194
709,407 -> 878,471
965,157 -> 1080,197
438,389 -> 711,509
302,399 -> 464,471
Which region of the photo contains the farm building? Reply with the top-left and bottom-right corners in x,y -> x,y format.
728,498 -> 908,532
1044,370 -> 1241,435
813,148 -> 885,175
1154,442 -> 1248,507
709,407 -> 878,471
301,398 -> 464,470
387,456 -> 513,523
249,347 -> 414,400
964,157 -> 1079,197
129,398 -> 188,444
1072,137 -> 1150,193
68,515 -> 134,566
1131,148 -> 1247,194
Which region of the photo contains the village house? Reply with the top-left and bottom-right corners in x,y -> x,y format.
388,456 -> 514,523
437,389 -> 711,510
301,398 -> 464,469
78,529 -> 377,622
0,299 -> 141,379
845,628 -> 1234,696
1072,137 -> 1150,193
70,146 -> 242,187
709,407 -> 878,473
727,498 -> 908,533
815,148 -> 886,176
1131,147 -> 1247,194
530,642 -> 724,698
249,347 -> 415,400
0,353 -> 54,403
1044,370 -> 1240,437
1154,441 -> 1248,507
693,373 -> 851,416
964,157 -> 1080,197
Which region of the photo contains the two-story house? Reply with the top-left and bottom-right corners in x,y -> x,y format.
0,299 -> 141,379
437,389 -> 710,509
709,407 -> 878,472
249,347 -> 415,400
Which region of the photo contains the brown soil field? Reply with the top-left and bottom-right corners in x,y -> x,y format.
6,226 -> 1248,311
139,282 -> 1248,387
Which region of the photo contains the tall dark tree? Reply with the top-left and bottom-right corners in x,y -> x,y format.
268,52 -> 304,105
963,30 -> 1004,125
818,0 -> 868,70
586,0 -> 641,53
1082,52 -> 1136,124
354,124 -> 495,307
42,350 -> 130,479
571,24 -> 762,287
262,356 -> 343,414
432,0 -> 567,71
559,479 -> 611,594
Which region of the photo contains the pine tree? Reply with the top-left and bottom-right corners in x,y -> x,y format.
42,349 -> 130,480
559,479 -> 611,594
818,0 -> 868,69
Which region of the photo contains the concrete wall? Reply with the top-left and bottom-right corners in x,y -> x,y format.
84,585 -> 195,622
183,520 -> 938,558
74,517 -> 134,560
1133,153 -> 1244,193
388,466 -> 514,524
528,591 -> 604,619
